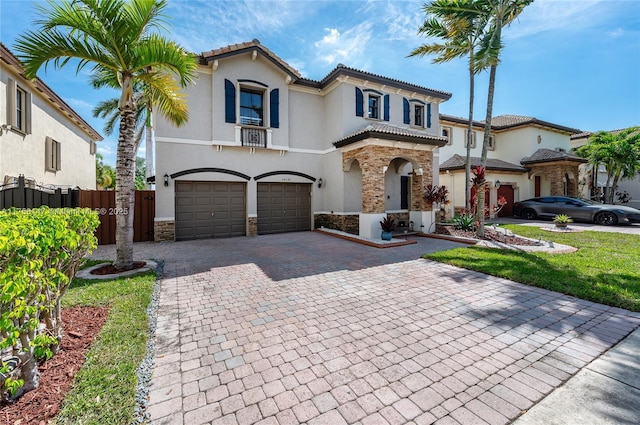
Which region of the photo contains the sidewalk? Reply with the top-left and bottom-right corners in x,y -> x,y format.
513,326 -> 640,424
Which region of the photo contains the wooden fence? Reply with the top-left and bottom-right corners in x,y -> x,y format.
78,190 -> 155,245
1,176 -> 155,245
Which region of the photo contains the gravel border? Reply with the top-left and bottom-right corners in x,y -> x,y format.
132,260 -> 163,424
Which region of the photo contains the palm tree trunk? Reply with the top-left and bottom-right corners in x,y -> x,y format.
115,106 -> 137,270
465,54 -> 475,213
477,63 -> 498,238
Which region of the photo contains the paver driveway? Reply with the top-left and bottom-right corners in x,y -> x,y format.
115,232 -> 640,425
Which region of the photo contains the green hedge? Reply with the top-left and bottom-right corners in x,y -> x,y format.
0,207 -> 99,399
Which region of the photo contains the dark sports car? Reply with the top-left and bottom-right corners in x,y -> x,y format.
512,196 -> 640,225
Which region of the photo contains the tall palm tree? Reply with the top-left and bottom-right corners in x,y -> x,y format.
410,0 -> 489,212
15,0 -> 196,270
473,0 -> 533,237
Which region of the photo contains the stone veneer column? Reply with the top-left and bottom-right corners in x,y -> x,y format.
247,216 -> 257,236
342,145 -> 437,238
154,219 -> 175,242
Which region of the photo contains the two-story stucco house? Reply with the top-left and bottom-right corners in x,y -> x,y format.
0,43 -> 102,190
437,114 -> 585,218
154,40 -> 451,241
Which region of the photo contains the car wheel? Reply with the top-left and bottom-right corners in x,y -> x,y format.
521,208 -> 537,220
595,211 -> 617,226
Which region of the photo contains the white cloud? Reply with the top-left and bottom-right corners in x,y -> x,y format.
504,0 -> 609,39
607,28 -> 624,37
314,23 -> 373,68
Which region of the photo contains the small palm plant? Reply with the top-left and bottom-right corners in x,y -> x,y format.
553,214 -> 573,227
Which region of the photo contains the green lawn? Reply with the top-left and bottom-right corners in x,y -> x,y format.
425,225 -> 640,312
52,263 -> 156,425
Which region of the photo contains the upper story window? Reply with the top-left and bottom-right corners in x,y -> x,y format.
368,94 -> 380,120
442,126 -> 452,145
6,78 -> 32,134
465,130 -> 477,148
16,87 -> 26,131
239,88 -> 264,126
414,104 -> 424,127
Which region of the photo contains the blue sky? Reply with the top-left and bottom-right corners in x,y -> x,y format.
2,0 -> 639,166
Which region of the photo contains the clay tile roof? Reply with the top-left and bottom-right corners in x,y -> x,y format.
520,148 -> 587,165
201,39 -> 302,78
488,114 -> 581,134
314,64 -> 451,100
570,126 -> 640,140
440,154 -> 527,172
334,123 -> 448,148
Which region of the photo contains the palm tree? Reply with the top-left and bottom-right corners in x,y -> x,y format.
15,0 -> 196,270
576,127 -> 640,203
473,0 -> 533,237
410,0 -> 489,212
409,0 -> 486,211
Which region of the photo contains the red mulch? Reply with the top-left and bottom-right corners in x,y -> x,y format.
436,226 -> 539,246
1,306 -> 109,425
90,261 -> 147,275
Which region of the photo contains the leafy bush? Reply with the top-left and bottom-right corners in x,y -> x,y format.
453,214 -> 476,231
0,207 -> 98,399
424,184 -> 449,205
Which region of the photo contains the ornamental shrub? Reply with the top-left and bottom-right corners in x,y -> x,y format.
0,207 -> 98,399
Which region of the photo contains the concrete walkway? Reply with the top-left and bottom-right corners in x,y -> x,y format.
90,232 -> 640,425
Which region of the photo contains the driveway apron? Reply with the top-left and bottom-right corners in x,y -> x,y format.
94,232 -> 640,425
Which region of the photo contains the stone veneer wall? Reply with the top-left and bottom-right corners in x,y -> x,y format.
386,212 -> 410,226
247,217 -> 257,236
154,220 -> 175,242
528,162 -> 581,197
343,146 -> 434,213
314,213 -> 359,235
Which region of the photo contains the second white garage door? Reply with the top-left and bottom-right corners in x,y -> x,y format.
257,183 -> 311,234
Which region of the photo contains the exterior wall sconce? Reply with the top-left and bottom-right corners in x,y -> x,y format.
495,180 -> 501,188
317,178 -> 323,188
0,124 -> 11,135
163,173 -> 170,187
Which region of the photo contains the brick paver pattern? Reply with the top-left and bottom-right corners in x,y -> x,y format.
138,233 -> 640,425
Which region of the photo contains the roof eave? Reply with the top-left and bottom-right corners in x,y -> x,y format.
334,130 -> 447,148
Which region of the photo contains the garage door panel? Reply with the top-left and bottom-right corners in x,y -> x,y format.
257,182 -> 311,235
175,181 -> 246,241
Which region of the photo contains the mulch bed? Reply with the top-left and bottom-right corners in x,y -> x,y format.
90,261 -> 147,275
1,306 -> 109,425
435,226 -> 539,246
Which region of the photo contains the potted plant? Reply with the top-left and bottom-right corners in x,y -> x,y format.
380,216 -> 396,241
553,214 -> 573,228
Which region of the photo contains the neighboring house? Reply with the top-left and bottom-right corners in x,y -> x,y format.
438,114 -> 585,218
0,43 -> 102,190
570,128 -> 640,210
154,40 -> 451,241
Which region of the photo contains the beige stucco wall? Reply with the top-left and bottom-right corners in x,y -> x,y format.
0,66 -> 96,189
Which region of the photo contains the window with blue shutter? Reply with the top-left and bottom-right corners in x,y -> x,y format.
270,89 -> 279,128
427,103 -> 432,128
224,79 -> 236,123
403,98 -> 410,124
383,94 -> 390,121
355,87 -> 364,117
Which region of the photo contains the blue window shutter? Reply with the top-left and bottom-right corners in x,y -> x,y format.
224,79 -> 236,123
427,103 -> 432,128
270,88 -> 279,128
355,87 -> 364,117
383,94 -> 390,121
403,98 -> 410,124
